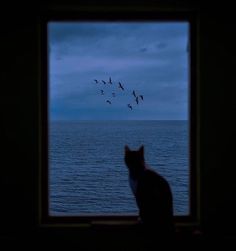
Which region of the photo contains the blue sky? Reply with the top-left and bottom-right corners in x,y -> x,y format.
49,22 -> 189,120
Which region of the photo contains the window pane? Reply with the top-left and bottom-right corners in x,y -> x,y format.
48,22 -> 190,216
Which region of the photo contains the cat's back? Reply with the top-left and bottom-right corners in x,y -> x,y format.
136,168 -> 174,230
138,168 -> 172,198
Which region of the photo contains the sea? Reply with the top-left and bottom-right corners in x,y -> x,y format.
49,120 -> 189,216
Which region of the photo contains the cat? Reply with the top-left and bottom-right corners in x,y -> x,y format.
124,145 -> 174,237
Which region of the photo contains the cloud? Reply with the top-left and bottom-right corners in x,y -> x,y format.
49,22 -> 189,120
157,42 -> 168,49
140,47 -> 148,53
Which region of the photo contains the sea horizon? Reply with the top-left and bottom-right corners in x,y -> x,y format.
50,119 -> 188,123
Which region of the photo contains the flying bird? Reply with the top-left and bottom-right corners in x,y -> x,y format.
132,90 -> 137,97
112,92 -> 116,97
101,90 -> 104,95
94,79 -> 99,83
135,96 -> 139,104
139,95 -> 144,100
106,100 -> 112,104
118,82 -> 124,90
108,77 -> 112,84
127,104 -> 133,110
102,80 -> 106,84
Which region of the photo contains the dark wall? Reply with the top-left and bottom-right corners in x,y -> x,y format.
1,3 -> 39,235
198,10 -> 234,237
1,1 -> 235,247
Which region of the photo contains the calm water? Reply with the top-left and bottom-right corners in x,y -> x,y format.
49,120 -> 189,216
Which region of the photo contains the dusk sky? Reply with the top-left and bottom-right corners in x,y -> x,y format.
49,22 -> 189,120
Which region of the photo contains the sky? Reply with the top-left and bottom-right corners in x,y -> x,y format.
49,22 -> 189,121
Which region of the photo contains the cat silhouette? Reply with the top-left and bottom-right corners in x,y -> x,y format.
124,145 -> 174,238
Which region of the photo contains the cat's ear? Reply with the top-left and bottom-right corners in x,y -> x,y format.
139,145 -> 144,155
125,145 -> 130,152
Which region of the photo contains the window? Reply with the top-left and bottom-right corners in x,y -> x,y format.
41,10 -> 198,225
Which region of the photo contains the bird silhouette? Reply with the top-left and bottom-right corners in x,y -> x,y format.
132,90 -> 136,97
118,82 -> 124,90
127,104 -> 132,110
102,80 -> 106,84
106,100 -> 112,104
135,96 -> 139,104
101,90 -> 104,95
108,77 -> 112,84
112,92 -> 116,97
94,79 -> 99,83
139,95 -> 144,100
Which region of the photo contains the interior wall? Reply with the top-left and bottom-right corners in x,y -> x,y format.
1,1 -> 235,245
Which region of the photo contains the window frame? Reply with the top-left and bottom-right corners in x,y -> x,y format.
39,7 -> 199,228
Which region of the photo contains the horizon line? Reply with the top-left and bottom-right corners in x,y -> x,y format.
50,119 -> 188,122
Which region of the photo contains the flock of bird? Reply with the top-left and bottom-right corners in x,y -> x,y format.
93,77 -> 144,110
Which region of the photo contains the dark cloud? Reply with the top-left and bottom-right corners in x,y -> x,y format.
140,47 -> 148,53
49,23 -> 111,43
157,42 -> 168,49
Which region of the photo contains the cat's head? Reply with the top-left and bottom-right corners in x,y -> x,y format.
124,145 -> 145,177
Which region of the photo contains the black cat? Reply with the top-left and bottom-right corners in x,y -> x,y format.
124,145 -> 174,236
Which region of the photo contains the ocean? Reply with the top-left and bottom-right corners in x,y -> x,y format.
49,120 -> 189,216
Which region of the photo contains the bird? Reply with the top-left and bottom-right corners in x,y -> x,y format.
102,80 -> 106,84
94,79 -> 99,83
112,92 -> 116,97
132,90 -> 137,97
101,90 -> 104,95
135,96 -> 139,104
139,95 -> 144,100
118,82 -> 124,90
106,100 -> 112,104
127,104 -> 132,110
108,77 -> 112,84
